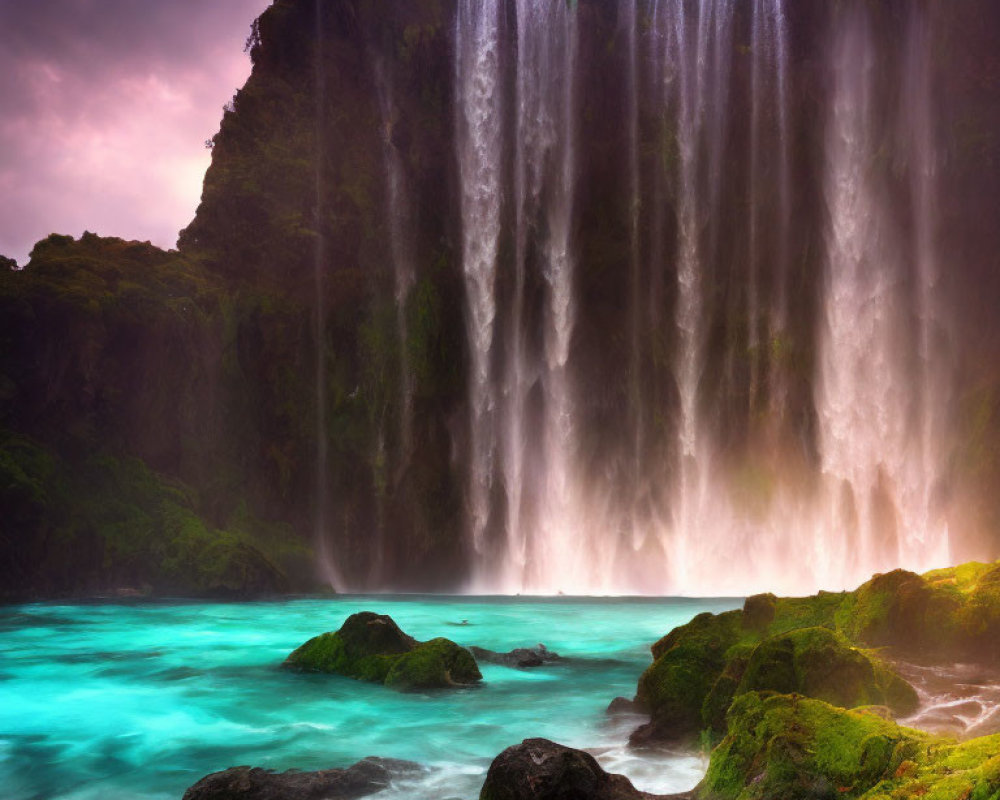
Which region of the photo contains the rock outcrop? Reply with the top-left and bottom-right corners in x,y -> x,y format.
182,757 -> 421,800
284,611 -> 482,690
469,644 -> 562,669
479,738 -> 689,800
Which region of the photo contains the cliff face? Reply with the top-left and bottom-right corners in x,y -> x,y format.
2,0 -> 1000,597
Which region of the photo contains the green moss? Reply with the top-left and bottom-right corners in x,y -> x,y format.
736,628 -> 918,717
285,612 -> 482,692
701,693 -> 923,800
835,569 -> 965,658
636,611 -> 743,739
285,631 -> 398,683
385,637 -> 482,690
741,593 -> 777,632
0,429 -> 286,600
702,698 -> 1000,800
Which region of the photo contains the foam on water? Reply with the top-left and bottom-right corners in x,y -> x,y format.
0,596 -> 737,800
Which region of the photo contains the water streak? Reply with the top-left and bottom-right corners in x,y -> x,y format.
455,0 -> 503,561
817,2 -> 949,579
373,57 -> 415,461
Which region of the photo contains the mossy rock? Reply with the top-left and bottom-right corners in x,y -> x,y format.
741,593 -> 777,632
632,611 -> 743,743
385,637 -> 482,690
836,569 -> 962,656
697,692 -> 1000,800
836,565 -> 1000,661
735,628 -> 918,718
285,612 -> 482,691
631,560 -> 1000,746
632,591 -> 917,745
699,692 -> 923,800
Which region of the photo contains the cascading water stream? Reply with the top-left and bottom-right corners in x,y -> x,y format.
499,0 -> 580,591
816,2 -> 949,577
373,57 -> 415,462
443,0 -> 954,596
625,0 -> 644,548
902,4 -> 950,562
659,0 -> 738,591
313,0 -> 343,591
455,0 -> 503,565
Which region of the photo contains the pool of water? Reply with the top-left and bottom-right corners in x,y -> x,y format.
0,595 -> 740,800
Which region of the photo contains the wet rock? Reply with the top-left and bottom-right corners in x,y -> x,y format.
735,627 -> 919,717
284,611 -> 482,690
181,757 -> 404,800
606,696 -> 638,714
479,738 -> 688,800
469,644 -> 562,669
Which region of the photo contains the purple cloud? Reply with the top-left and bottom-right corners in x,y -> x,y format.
0,0 -> 272,264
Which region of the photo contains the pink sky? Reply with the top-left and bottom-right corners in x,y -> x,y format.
0,0 -> 272,265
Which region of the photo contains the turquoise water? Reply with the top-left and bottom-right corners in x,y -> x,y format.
0,596 -> 739,800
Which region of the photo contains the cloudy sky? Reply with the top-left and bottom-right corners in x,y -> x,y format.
0,0 -> 272,265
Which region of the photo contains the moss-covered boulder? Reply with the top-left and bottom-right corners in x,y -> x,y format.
699,692 -> 923,800
285,612 -> 481,690
740,593 -> 777,632
837,563 -> 1000,662
697,692 -> 1000,800
735,628 -> 918,717
632,611 -> 743,744
630,559 -> 1000,746
633,617 -> 916,746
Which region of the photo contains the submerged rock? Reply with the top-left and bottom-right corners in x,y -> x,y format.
606,696 -> 638,715
479,738 -> 689,800
182,758 -> 396,800
284,611 -> 481,690
469,644 -> 562,669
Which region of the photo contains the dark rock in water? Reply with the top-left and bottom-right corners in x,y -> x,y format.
479,738 -> 688,800
284,611 -> 482,690
182,757 -> 399,800
469,644 -> 562,669
606,696 -> 638,715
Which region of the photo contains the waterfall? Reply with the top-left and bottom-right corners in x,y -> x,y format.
658,0 -> 740,592
903,4 -> 950,564
526,0 -> 579,591
313,0 -> 342,591
441,0 -> 956,595
748,0 -> 791,410
816,2 -> 949,579
500,0 -> 581,591
373,57 -> 415,462
455,0 -> 503,563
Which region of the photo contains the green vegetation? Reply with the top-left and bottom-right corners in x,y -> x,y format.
700,693 -> 1000,800
700,693 -> 925,800
634,561 -> 1000,748
0,430 -> 287,598
632,560 -> 1000,799
285,611 -> 482,690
